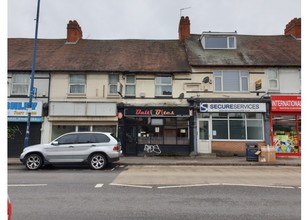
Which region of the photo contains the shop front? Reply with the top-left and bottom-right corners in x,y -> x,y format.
196,100 -> 269,156
118,106 -> 193,156
48,102 -> 118,140
270,95 -> 301,157
8,99 -> 43,157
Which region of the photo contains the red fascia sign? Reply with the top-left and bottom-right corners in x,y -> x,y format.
271,95 -> 301,112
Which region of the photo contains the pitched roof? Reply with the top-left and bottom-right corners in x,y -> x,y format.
8,38 -> 191,73
185,34 -> 301,67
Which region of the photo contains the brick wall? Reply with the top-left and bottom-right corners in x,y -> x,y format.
212,141 -> 266,156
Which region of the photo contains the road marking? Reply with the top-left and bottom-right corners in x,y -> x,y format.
109,183 -> 153,189
221,183 -> 295,189
157,183 -> 220,189
95,184 -> 104,188
8,184 -> 47,187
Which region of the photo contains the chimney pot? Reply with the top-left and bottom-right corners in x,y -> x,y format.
284,17 -> 301,39
67,20 -> 83,43
178,16 -> 190,43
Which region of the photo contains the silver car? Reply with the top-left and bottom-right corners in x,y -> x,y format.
20,132 -> 121,170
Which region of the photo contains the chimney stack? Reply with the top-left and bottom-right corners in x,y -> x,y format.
284,17 -> 301,39
67,20 -> 83,43
178,16 -> 190,43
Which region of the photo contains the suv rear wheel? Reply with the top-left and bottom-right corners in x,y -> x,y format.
89,153 -> 107,170
25,153 -> 43,170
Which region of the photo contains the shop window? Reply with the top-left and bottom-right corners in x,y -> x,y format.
212,120 -> 228,139
69,74 -> 86,94
51,125 -> 117,141
93,125 -> 117,134
212,113 -> 263,140
247,120 -> 263,139
78,126 -> 91,132
229,113 -> 246,139
11,73 -> 30,95
131,117 -> 189,145
230,120 -> 246,139
272,115 -> 299,153
52,125 -> 76,140
176,118 -> 189,144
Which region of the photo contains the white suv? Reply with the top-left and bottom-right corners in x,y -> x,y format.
20,132 -> 121,170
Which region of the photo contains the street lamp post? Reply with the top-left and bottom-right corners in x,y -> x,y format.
23,0 -> 41,148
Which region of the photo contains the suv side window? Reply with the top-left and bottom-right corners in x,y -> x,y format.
57,134 -> 78,144
94,134 -> 110,143
77,133 -> 95,144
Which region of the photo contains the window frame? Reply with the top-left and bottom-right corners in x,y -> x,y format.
214,70 -> 249,92
202,36 -> 237,49
11,73 -> 30,96
69,74 -> 86,95
211,113 -> 264,141
155,75 -> 173,97
108,73 -> 119,96
267,69 -> 280,91
125,74 -> 136,97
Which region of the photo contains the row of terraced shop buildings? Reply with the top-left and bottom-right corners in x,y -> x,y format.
8,16 -> 301,158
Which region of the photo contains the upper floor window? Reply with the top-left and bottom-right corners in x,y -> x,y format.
69,74 -> 86,94
155,76 -> 172,97
200,32 -> 237,49
267,69 -> 279,91
204,36 -> 236,49
11,74 -> 30,95
109,73 -> 119,95
214,70 -> 249,92
125,75 -> 135,97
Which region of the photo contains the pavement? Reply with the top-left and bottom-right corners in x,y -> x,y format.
8,155 -> 301,166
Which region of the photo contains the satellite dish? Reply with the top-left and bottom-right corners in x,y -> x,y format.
202,76 -> 209,83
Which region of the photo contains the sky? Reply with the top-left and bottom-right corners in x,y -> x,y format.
7,0 -> 301,40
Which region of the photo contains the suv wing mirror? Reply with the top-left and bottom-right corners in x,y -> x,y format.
52,141 -> 59,145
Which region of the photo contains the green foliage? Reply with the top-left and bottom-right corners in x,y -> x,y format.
8,126 -> 22,140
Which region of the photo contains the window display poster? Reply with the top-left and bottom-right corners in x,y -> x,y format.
274,133 -> 298,153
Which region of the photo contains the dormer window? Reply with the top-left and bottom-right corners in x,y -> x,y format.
200,32 -> 237,49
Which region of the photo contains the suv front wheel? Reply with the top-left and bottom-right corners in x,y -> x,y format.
89,153 -> 107,170
25,153 -> 43,170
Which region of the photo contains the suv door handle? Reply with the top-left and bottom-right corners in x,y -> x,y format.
69,146 -> 74,148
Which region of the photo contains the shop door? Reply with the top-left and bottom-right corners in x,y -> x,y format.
125,126 -> 138,155
197,119 -> 211,154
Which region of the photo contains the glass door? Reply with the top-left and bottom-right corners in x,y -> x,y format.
197,119 -> 211,153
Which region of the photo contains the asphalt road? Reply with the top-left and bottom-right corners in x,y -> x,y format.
8,165 -> 301,220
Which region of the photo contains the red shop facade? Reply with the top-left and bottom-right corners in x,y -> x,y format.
270,95 -> 301,157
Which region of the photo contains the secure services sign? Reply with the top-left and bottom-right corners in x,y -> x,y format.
200,103 -> 266,112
